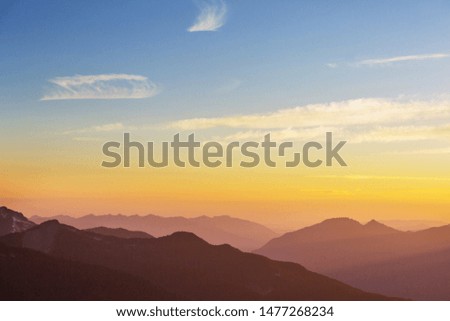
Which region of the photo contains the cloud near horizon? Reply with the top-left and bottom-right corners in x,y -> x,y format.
188,0 -> 227,32
41,74 -> 160,100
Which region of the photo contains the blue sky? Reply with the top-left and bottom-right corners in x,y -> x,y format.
2,1 -> 450,222
1,0 -> 450,140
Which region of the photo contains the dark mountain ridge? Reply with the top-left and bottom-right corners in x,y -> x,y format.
0,220 -> 389,300
85,226 -> 154,239
0,243 -> 175,300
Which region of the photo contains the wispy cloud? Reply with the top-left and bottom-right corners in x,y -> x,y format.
168,98 -> 450,130
41,74 -> 160,100
218,127 -> 338,142
356,53 -> 449,66
328,53 -> 450,68
188,0 -> 227,32
352,124 -> 450,143
167,98 -> 450,143
63,122 -> 125,135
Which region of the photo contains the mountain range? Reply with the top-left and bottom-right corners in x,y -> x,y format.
0,212 -> 387,300
4,205 -> 450,300
31,213 -> 277,251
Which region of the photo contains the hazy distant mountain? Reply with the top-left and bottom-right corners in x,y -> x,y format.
256,218 -> 401,269
255,218 -> 450,299
85,227 -> 154,239
0,220 -> 387,300
380,219 -> 448,232
332,246 -> 450,300
0,243 -> 175,300
0,206 -> 35,236
31,214 -> 278,251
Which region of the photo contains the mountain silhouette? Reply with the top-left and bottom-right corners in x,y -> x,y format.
0,243 -> 175,300
255,218 -> 450,299
0,207 -> 35,236
30,213 -> 278,251
85,227 -> 154,239
0,220 -> 388,300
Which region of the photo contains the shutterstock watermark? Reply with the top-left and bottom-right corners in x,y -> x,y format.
101,132 -> 347,168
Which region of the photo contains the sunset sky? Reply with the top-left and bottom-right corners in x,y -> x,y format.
1,1 -> 450,229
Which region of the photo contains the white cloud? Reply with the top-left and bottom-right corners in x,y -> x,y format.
168,98 -> 450,130
167,98 -> 450,143
63,122 -> 125,135
356,53 -> 449,66
41,74 -> 160,100
188,0 -> 227,32
218,126 -> 338,142
352,124 -> 450,143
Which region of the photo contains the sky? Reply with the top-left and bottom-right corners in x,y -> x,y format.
1,0 -> 450,229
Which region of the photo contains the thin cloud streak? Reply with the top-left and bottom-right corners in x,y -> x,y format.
188,0 -> 227,32
41,74 -> 160,100
357,53 -> 449,66
63,123 -> 125,135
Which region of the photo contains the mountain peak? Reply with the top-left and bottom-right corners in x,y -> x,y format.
35,219 -> 77,233
365,219 -> 383,227
164,231 -> 207,244
40,219 -> 62,226
319,217 -> 361,227
0,206 -> 36,236
364,219 -> 399,233
0,206 -> 27,220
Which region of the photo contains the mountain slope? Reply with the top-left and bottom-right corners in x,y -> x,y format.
0,220 -> 388,300
0,243 -> 175,300
255,218 -> 450,299
31,214 -> 278,251
0,206 -> 35,236
330,246 -> 450,300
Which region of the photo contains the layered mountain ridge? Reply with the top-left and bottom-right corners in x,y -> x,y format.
255,217 -> 450,299
0,216 -> 388,300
